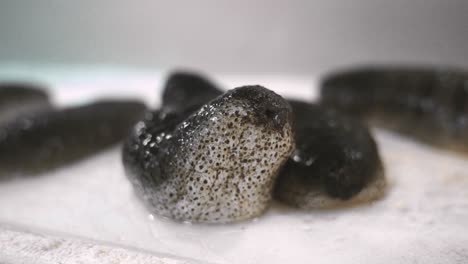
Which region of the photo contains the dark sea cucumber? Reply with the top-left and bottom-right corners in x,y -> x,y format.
157,71 -> 386,209
161,71 -> 223,113
273,100 -> 386,209
0,100 -> 146,177
123,86 -> 295,223
0,83 -> 51,123
320,66 -> 468,151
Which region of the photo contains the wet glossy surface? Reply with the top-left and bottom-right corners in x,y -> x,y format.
123,86 -> 294,223
274,100 -> 385,209
0,100 -> 146,178
320,66 -> 468,151
0,83 -> 51,123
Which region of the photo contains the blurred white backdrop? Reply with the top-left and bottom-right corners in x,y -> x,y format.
0,0 -> 467,74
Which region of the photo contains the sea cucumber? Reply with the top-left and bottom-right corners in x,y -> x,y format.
159,71 -> 386,209
320,66 -> 468,151
0,100 -> 146,178
273,100 -> 386,209
123,86 -> 295,223
161,71 -> 223,113
0,83 -> 51,123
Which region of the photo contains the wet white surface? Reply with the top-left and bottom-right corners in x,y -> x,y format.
0,224 -> 200,264
0,66 -> 467,264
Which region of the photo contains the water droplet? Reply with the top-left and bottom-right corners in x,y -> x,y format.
305,157 -> 315,166
135,121 -> 146,136
142,135 -> 152,146
292,154 -> 302,162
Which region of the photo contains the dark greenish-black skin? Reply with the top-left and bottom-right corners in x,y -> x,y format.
162,71 -> 223,113
320,66 -> 468,151
123,86 -> 295,223
0,83 -> 52,123
0,100 -> 146,178
273,100 -> 383,207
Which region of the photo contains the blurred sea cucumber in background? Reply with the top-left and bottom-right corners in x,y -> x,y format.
0,83 -> 51,123
321,66 -> 468,153
0,100 -> 146,179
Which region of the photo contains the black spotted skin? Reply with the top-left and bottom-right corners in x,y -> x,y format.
274,100 -> 386,209
123,86 -> 295,223
159,71 -> 386,209
0,100 -> 146,178
321,66 -> 468,151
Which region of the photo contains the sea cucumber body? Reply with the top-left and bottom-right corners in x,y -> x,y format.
123,86 -> 295,223
0,83 -> 51,123
274,100 -> 385,209
0,100 -> 146,177
321,67 -> 468,151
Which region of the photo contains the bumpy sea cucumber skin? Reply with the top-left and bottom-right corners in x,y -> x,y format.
0,83 -> 51,123
161,71 -> 223,113
123,86 -> 295,223
160,71 -> 386,209
0,100 -> 146,177
320,66 -> 468,151
274,100 -> 386,209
